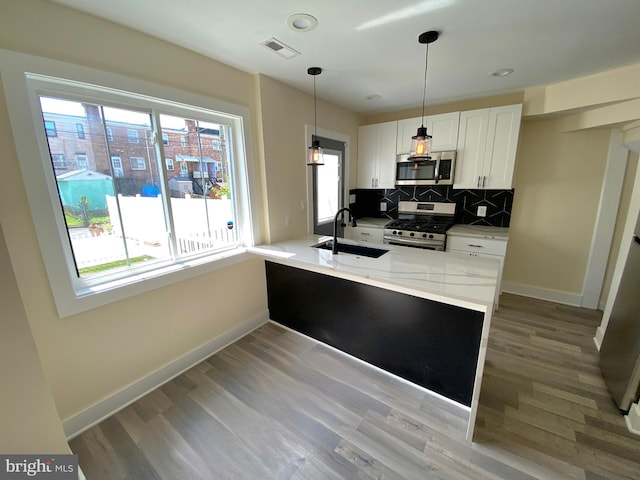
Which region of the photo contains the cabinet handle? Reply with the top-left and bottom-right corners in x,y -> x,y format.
371,178 -> 375,188
361,232 -> 370,236
482,176 -> 487,188
477,176 -> 481,188
468,244 -> 484,248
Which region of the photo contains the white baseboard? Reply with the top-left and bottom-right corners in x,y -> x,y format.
63,311 -> 269,439
593,326 -> 605,351
502,281 -> 583,307
625,403 -> 640,436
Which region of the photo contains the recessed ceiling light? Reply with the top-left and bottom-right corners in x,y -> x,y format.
490,68 -> 514,77
287,13 -> 318,32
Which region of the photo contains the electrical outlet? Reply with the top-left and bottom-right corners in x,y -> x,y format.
285,215 -> 292,227
380,201 -> 387,212
477,206 -> 487,217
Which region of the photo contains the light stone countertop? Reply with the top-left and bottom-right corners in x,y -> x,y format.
447,224 -> 509,240
249,235 -> 499,312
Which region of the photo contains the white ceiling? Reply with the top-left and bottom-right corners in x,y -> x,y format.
51,0 -> 640,115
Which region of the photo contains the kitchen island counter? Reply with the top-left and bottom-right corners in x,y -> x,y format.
250,235 -> 499,312
249,236 -> 499,442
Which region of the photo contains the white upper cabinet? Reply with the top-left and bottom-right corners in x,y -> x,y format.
357,121 -> 397,189
396,112 -> 460,154
453,104 -> 522,190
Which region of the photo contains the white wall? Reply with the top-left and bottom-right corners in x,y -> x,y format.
0,0 -> 268,434
0,224 -> 70,453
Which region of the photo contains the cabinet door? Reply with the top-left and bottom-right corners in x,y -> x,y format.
453,109 -> 490,189
396,117 -> 422,154
377,121 -> 398,188
345,226 -> 384,244
427,112 -> 460,151
483,104 -> 522,189
357,124 -> 380,188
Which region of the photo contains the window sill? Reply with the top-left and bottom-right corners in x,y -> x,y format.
58,247 -> 254,318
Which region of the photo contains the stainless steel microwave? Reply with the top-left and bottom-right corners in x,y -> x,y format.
395,151 -> 456,186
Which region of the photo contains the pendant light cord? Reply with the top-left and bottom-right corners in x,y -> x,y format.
420,42 -> 429,128
313,75 -> 318,138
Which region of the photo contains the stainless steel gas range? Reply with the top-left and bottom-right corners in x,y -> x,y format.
383,201 -> 455,251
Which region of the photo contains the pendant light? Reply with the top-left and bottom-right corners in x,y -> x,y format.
307,66 -> 324,166
409,31 -> 439,159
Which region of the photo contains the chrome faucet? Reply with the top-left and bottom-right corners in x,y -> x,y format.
332,207 -> 357,254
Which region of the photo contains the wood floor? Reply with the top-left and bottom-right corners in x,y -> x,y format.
70,294 -> 640,479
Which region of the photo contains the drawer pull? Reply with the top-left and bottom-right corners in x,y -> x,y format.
467,244 -> 484,248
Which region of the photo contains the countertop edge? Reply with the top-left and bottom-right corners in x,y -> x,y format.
249,238 -> 494,314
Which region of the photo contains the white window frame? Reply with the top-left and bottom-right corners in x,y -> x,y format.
75,152 -> 88,168
162,133 -> 169,145
106,126 -> 113,141
166,157 -> 174,171
130,156 -> 146,170
180,135 -> 186,147
212,139 -> 221,150
127,128 -> 139,143
51,153 -> 66,168
0,49 -> 260,318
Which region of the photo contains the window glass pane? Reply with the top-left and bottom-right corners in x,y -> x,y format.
159,114 -> 237,255
316,153 -> 340,223
39,96 -> 171,278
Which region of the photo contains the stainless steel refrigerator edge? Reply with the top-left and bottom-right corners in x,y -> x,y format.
599,212 -> 640,412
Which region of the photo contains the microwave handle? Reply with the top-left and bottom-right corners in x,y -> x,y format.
434,157 -> 441,184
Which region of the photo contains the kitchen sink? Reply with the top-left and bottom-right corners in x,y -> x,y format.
314,240 -> 388,258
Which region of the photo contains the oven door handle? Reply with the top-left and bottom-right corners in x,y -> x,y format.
434,157 -> 441,184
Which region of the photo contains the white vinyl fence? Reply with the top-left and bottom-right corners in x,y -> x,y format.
105,193 -> 235,252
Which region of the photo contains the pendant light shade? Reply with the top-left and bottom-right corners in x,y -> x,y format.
307,66 -> 324,166
409,31 -> 439,160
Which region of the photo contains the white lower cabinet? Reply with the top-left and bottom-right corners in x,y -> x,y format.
345,225 -> 384,244
446,233 -> 508,309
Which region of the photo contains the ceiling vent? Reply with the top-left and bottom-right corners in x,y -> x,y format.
261,37 -> 301,59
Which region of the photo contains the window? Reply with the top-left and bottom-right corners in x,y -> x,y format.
130,156 -> 146,170
180,135 -> 186,147
2,53 -> 257,317
51,154 -> 66,168
162,133 -> 169,145
212,139 -> 221,150
44,120 -> 57,137
111,155 -> 124,177
106,126 -> 113,141
179,161 -> 188,177
76,123 -> 85,139
75,153 -> 88,168
127,129 -> 139,143
166,158 -> 174,170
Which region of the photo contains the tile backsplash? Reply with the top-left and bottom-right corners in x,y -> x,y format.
349,186 -> 514,227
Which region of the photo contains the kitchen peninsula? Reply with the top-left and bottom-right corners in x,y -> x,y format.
250,236 -> 500,441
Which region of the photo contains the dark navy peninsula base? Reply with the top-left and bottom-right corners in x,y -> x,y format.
264,261 -> 484,406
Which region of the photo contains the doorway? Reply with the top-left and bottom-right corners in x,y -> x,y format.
312,135 -> 345,236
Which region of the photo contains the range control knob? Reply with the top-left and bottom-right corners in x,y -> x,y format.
429,234 -> 434,239
409,232 -> 415,237
422,233 -> 428,238
398,231 -> 403,235
392,230 -> 397,235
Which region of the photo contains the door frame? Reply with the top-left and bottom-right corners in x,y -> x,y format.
305,125 -> 351,234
